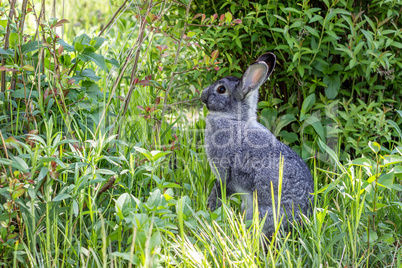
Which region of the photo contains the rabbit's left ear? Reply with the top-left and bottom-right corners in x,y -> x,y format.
241,52 -> 276,96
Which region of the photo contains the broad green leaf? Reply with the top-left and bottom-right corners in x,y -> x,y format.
323,75 -> 341,99
362,230 -> 378,244
12,188 -> 26,199
106,58 -> 119,68
134,147 -> 152,161
0,19 -> 7,29
386,119 -> 402,139
225,12 -> 232,22
53,193 -> 71,202
58,39 -> 75,52
9,32 -> 18,48
318,139 -> 347,173
301,94 -> 316,113
377,172 -> 394,189
0,212 -> 17,221
279,131 -> 299,143
21,41 -> 40,54
303,116 -> 325,141
22,64 -> 34,71
111,252 -> 139,264
150,150 -> 171,162
274,114 -> 297,136
368,141 -> 381,154
351,158 -> 371,167
74,33 -> 91,46
78,50 -> 107,71
81,69 -> 101,81
187,31 -> 196,38
0,48 -> 14,55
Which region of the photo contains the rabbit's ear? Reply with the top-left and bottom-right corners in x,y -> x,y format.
240,52 -> 276,97
256,52 -> 276,80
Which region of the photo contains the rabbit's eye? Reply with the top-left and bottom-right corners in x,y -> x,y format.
216,86 -> 226,94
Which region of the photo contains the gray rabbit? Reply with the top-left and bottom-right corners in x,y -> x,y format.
201,52 -> 314,237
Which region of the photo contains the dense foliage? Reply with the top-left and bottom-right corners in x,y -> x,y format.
0,0 -> 401,267
193,0 -> 402,160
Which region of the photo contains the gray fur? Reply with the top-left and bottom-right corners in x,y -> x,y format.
201,52 -> 314,237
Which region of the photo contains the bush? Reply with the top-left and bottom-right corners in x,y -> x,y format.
192,0 -> 402,159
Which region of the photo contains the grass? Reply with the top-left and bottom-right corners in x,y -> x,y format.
0,0 -> 401,267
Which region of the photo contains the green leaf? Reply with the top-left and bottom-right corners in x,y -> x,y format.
260,108 -> 278,131
150,150 -> 171,162
79,68 -> 101,82
368,141 -> 381,154
318,139 -> 347,173
386,119 -> 402,139
74,42 -> 84,52
106,58 -> 119,68
361,29 -> 373,47
225,12 -> 232,22
351,158 -> 371,167
0,212 -> 17,221
274,114 -> 297,136
187,31 -> 196,38
0,48 -> 14,55
134,147 -> 152,161
9,32 -> 18,48
235,38 -> 242,49
58,39 -> 75,52
0,19 -> 7,29
22,64 -> 34,71
111,252 -> 139,264
303,116 -> 325,141
78,50 -> 107,71
52,193 -> 71,202
323,75 -> 341,99
74,33 -> 91,46
302,94 -> 316,113
377,172 -> 394,189
160,116 -> 181,140
85,83 -> 103,100
279,131 -> 299,143
21,41 -> 40,54
91,37 -> 106,50
12,188 -> 26,199
362,230 -> 378,244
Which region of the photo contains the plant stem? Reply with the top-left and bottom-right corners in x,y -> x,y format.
159,0 -> 193,131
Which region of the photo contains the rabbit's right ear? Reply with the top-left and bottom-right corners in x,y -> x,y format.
239,52 -> 276,98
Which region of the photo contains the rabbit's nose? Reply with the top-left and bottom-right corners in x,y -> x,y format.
201,87 -> 209,104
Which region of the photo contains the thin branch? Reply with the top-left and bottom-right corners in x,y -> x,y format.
171,0 -> 186,7
20,0 -> 29,32
116,14 -> 151,138
165,97 -> 200,108
116,0 -> 173,138
66,97 -> 85,108
159,0 -> 193,129
0,130 -> 13,178
98,0 -> 128,36
1,0 -> 16,93
82,176 -> 116,210
95,31 -> 151,137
